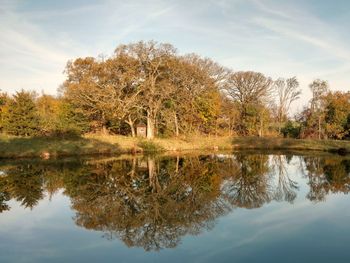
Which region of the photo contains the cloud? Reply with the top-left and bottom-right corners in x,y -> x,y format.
0,4 -> 79,94
0,0 -> 349,102
250,1 -> 350,72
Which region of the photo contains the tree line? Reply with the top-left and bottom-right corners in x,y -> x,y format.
0,40 -> 349,139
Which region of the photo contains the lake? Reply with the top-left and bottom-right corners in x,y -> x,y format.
0,152 -> 350,263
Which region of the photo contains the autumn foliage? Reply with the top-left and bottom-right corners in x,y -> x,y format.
0,41 -> 349,140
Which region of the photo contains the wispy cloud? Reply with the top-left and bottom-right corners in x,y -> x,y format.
0,0 -> 349,101
252,1 -> 350,61
0,3 -> 82,94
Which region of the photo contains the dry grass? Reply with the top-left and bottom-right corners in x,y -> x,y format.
86,134 -> 233,152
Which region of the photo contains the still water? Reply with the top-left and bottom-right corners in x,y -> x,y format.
0,152 -> 350,263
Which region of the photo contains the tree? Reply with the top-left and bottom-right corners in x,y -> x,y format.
62,41 -> 230,138
163,56 -> 222,136
36,94 -> 61,135
218,96 -> 240,136
55,100 -> 89,136
62,57 -> 113,134
274,77 -> 301,133
223,71 -> 273,135
102,52 -> 143,137
3,90 -> 40,136
0,92 -> 9,132
62,53 -> 143,135
323,91 -> 350,139
115,41 -> 177,139
309,79 -> 329,139
281,120 -> 300,138
183,54 -> 229,90
345,115 -> 350,139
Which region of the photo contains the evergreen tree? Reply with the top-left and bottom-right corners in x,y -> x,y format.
0,92 -> 9,132
3,90 -> 40,136
55,101 -> 89,136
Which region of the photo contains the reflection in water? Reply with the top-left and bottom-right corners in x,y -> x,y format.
301,157 -> 350,202
0,153 -> 349,251
223,154 -> 273,209
272,155 -> 299,203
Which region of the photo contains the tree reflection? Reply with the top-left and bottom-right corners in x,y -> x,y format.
0,174 -> 10,212
0,153 -> 349,250
0,161 -> 81,212
64,156 -> 234,250
222,154 -> 273,209
302,156 -> 350,202
272,155 -> 298,203
0,164 -> 44,209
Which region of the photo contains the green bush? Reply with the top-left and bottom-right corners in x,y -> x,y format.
137,140 -> 163,152
281,121 -> 300,138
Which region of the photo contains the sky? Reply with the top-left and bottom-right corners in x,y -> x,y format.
1,0 -> 350,110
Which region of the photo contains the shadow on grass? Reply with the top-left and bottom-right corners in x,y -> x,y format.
0,135 -> 122,159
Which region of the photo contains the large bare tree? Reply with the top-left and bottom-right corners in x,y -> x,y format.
309,79 -> 329,139
223,71 -> 273,135
274,77 -> 301,133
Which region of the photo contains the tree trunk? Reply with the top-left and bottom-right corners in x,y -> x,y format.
318,115 -> 321,140
148,157 -> 159,192
278,119 -> 282,134
130,157 -> 136,177
148,157 -> 155,185
259,117 -> 263,137
131,125 -> 135,137
228,118 -> 231,136
278,111 -> 282,134
126,116 -> 135,137
101,124 -> 108,135
155,116 -> 158,137
174,112 -> 179,137
176,155 -> 179,174
147,110 -> 155,139
101,113 -> 108,135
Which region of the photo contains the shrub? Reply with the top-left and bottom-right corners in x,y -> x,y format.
137,140 -> 163,152
281,121 -> 300,138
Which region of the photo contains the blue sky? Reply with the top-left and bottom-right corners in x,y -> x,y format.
1,0 -> 349,109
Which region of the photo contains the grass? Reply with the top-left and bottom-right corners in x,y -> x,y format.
0,133 -> 349,159
232,137 -> 350,154
87,134 -> 233,152
137,140 -> 164,152
0,134 -> 121,159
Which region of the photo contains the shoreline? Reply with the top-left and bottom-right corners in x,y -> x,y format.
0,135 -> 349,159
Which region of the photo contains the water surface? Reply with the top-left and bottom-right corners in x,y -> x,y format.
1,152 -> 350,262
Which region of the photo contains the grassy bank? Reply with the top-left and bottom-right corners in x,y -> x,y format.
0,134 -> 233,159
232,137 -> 350,154
0,135 -> 122,159
87,134 -> 233,152
0,134 -> 349,159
